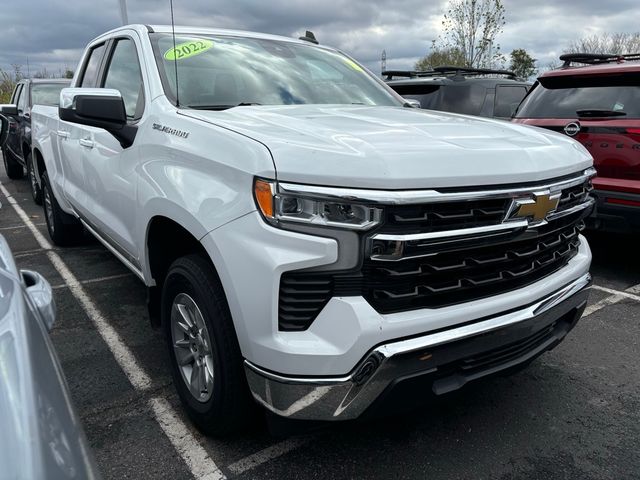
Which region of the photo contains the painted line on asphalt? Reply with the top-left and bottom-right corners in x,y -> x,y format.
584,283 -> 640,317
226,437 -> 313,475
0,181 -> 226,480
150,397 -> 226,480
591,285 -> 640,302
0,222 -> 46,231
50,272 -> 134,290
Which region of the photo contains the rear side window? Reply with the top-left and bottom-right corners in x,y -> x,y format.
31,83 -> 67,106
80,43 -> 106,87
17,85 -> 28,113
393,83 -> 487,116
102,38 -> 145,119
494,85 -> 528,117
11,84 -> 23,104
516,73 -> 640,119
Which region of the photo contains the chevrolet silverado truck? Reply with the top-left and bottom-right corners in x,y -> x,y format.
31,25 -> 594,436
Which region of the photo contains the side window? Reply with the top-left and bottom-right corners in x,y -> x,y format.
17,85 -> 28,113
80,43 -> 107,87
494,85 -> 528,118
103,38 -> 144,120
11,84 -> 23,104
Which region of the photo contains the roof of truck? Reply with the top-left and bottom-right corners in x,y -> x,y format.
93,24 -> 317,47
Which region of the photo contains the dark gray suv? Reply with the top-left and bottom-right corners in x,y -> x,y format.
385,66 -> 530,119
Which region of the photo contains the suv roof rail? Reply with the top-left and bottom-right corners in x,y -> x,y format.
383,66 -> 518,81
559,52 -> 640,67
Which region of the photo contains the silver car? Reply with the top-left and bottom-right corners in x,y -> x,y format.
0,116 -> 99,479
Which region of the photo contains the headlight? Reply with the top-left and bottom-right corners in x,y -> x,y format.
254,178 -> 382,231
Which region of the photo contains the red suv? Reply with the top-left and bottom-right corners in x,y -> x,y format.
513,53 -> 640,233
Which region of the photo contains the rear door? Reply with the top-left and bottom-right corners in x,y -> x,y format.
56,41 -> 108,210
80,34 -> 146,265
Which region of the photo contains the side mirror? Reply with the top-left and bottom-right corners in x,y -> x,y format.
0,114 -> 8,147
59,88 -> 136,147
21,270 -> 56,331
403,98 -> 422,109
0,104 -> 18,116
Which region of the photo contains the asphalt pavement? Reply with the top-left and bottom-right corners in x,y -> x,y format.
1,166 -> 638,480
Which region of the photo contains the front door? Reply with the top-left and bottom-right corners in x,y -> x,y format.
80,35 -> 146,265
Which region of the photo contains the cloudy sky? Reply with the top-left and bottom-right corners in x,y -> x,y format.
2,0 -> 640,77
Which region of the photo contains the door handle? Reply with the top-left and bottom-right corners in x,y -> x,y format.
57,130 -> 70,139
79,138 -> 95,149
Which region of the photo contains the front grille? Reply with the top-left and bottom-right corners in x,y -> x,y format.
360,220 -> 581,313
382,198 -> 509,234
278,174 -> 593,331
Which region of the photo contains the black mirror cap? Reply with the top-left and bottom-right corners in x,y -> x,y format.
59,95 -> 136,148
1,104 -> 18,116
59,94 -> 127,130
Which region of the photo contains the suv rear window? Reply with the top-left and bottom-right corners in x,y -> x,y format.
516,73 -> 640,119
392,83 -> 487,116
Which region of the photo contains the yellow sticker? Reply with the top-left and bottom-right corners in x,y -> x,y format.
164,39 -> 214,60
343,58 -> 364,72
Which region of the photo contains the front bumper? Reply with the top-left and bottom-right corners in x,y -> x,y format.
588,188 -> 640,233
245,273 -> 591,421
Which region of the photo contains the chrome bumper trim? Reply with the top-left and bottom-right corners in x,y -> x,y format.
244,273 -> 592,421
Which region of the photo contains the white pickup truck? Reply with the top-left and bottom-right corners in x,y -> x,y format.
32,24 -> 594,436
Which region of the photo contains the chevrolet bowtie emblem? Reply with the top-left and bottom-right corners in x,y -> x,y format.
511,192 -> 561,223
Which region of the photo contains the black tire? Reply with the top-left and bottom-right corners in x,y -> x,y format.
41,171 -> 83,246
2,147 -> 24,179
27,152 -> 42,205
162,254 -> 254,436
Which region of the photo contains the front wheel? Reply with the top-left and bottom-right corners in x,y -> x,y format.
162,254 -> 254,436
27,152 -> 42,204
41,172 -> 83,246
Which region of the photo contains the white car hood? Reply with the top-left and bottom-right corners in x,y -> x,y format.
183,105 -> 593,189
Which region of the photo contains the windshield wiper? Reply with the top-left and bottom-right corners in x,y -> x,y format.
576,109 -> 627,118
187,102 -> 262,111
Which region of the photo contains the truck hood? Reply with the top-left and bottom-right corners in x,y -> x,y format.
183,105 -> 593,189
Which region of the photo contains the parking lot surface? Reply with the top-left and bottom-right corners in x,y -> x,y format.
1,167 -> 639,480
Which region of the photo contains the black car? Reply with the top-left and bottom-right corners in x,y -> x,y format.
1,78 -> 69,203
385,66 -> 530,119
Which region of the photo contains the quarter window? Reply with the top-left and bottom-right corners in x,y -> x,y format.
17,85 -> 28,113
11,84 -> 23,104
494,85 -> 528,118
80,43 -> 107,88
103,38 -> 144,119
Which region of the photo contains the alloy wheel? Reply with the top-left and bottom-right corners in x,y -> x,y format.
170,293 -> 215,403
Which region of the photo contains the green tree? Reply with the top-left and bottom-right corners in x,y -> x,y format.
440,0 -> 506,68
509,48 -> 537,79
415,41 -> 466,70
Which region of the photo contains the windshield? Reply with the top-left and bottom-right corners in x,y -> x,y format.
516,74 -> 640,119
150,33 -> 401,109
31,83 -> 67,107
